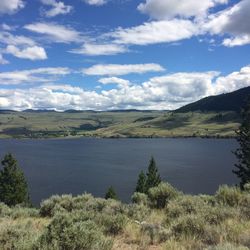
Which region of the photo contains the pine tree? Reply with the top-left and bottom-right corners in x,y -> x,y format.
145,156 -> 161,192
0,153 -> 29,206
233,99 -> 250,189
135,171 -> 146,193
105,186 -> 118,200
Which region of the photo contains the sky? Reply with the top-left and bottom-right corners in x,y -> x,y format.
0,0 -> 250,111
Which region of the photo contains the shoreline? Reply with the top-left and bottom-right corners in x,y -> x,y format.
0,134 -> 237,140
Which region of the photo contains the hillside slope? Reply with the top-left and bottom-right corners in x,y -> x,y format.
176,86 -> 250,113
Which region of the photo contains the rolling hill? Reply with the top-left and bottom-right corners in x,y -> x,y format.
176,86 -> 250,113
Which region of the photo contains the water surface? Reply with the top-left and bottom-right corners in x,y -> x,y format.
0,138 -> 238,205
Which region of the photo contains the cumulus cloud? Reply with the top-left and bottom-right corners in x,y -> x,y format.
83,63 -> 165,76
204,0 -> 250,46
214,66 -> 250,94
83,0 -> 107,6
24,22 -> 82,43
98,77 -> 131,88
1,66 -> 249,111
40,0 -> 73,17
138,0 -> 228,20
111,19 -> 198,45
0,67 -> 71,85
70,43 -> 128,56
0,31 -> 48,61
0,0 -> 24,14
5,45 -> 47,60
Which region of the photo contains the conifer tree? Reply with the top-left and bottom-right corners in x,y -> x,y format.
105,186 -> 118,200
145,156 -> 161,192
135,171 -> 146,193
0,153 -> 29,206
233,99 -> 250,189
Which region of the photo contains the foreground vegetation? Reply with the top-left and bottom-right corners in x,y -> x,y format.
0,183 -> 250,250
0,110 -> 240,138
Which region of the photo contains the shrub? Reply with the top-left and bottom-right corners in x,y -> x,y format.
125,204 -> 151,221
0,221 -> 42,250
10,206 -> 39,219
171,215 -> 205,238
215,185 -> 243,207
0,202 -> 11,217
141,223 -> 170,244
165,195 -> 206,224
36,213 -> 113,250
131,192 -> 148,206
40,195 -> 65,217
243,183 -> 250,193
202,226 -> 222,245
96,213 -> 127,235
148,182 -> 179,209
203,206 -> 237,225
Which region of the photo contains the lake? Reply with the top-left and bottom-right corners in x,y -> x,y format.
0,138 -> 238,206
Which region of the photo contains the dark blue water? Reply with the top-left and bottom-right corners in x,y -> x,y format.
0,138 -> 238,206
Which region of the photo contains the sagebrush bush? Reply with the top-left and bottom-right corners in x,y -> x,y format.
148,182 -> 179,209
0,220 -> 42,250
131,192 -> 148,206
36,212 -> 113,250
166,195 -> 205,221
171,214 -> 206,238
11,206 -> 39,219
125,204 -> 151,221
0,202 -> 11,217
96,213 -> 127,235
40,193 -> 125,218
215,185 -> 243,207
202,206 -> 237,225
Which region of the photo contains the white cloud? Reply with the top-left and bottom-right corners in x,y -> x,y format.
83,63 -> 165,76
1,23 -> 13,31
0,31 -> 48,61
5,45 -> 47,60
111,19 -> 198,45
1,66 -> 250,111
0,0 -> 24,14
99,77 -> 131,88
204,0 -> 250,46
0,54 -> 9,64
83,0 -> 107,6
0,67 -> 71,85
0,31 -> 36,46
222,35 -> 250,47
70,43 -> 128,56
214,66 -> 250,94
138,0 -> 228,20
40,0 -> 73,17
24,22 -> 82,43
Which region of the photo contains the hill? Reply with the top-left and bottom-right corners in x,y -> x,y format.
176,86 -> 250,113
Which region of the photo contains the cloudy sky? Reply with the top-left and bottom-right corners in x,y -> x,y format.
0,0 -> 250,111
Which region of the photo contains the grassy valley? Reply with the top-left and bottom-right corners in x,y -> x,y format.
1,87 -> 249,139
0,110 -> 241,139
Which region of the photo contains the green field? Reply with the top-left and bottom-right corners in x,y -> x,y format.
0,110 -> 241,138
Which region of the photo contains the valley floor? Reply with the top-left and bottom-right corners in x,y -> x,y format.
0,111 -> 240,139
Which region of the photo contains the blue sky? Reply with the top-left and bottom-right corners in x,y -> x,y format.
0,0 -> 250,110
